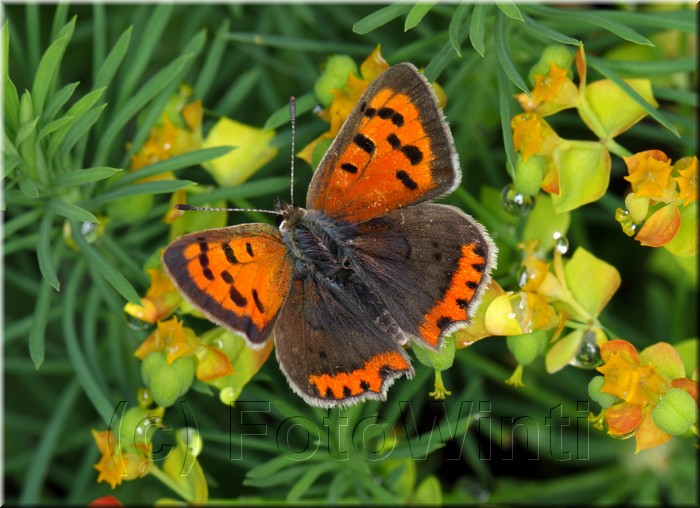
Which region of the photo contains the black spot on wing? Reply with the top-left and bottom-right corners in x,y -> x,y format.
354,133 -> 375,155
222,243 -> 238,264
341,163 -> 358,174
396,170 -> 418,190
401,145 -> 423,165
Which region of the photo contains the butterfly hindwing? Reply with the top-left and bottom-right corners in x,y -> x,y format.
307,63 -> 459,223
162,224 -> 292,346
352,203 -> 497,349
274,276 -> 414,407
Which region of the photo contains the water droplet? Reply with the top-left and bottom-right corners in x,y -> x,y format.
137,387 -> 153,410
135,415 -> 165,443
219,386 -> 236,405
507,293 -> 534,334
517,266 -> 529,288
552,232 -> 569,254
80,221 -> 100,243
125,312 -> 152,331
178,427 -> 203,457
569,331 -> 602,369
614,208 -> 637,237
500,184 -> 535,217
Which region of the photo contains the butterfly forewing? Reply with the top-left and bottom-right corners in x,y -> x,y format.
307,63 -> 459,223
162,224 -> 292,345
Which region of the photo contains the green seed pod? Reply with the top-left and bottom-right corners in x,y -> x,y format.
652,387 -> 698,436
587,375 -> 618,409
314,55 -> 358,107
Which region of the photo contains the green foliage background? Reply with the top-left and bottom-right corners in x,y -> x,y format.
2,3 -> 697,505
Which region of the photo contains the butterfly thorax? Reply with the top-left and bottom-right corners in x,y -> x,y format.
277,203 -> 356,284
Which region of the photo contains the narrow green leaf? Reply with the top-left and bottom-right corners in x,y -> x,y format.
54,166 -> 122,188
469,4 -> 490,57
48,200 -> 98,223
94,26 -> 132,91
70,224 -> 141,304
37,115 -> 74,142
50,3 -> 69,42
598,9 -> 696,33
47,88 -> 106,157
3,157 -> 20,177
424,40 -> 461,83
187,176 -> 290,204
521,12 -> 579,46
61,261 -> 117,423
42,81 -> 79,122
497,2 -> 524,21
19,382 -> 81,504
3,133 -> 19,159
117,4 -> 173,105
3,22 -> 20,135
287,462 -> 338,502
522,5 -> 653,46
594,56 -> 697,77
92,4 -> 106,81
60,104 -> 107,159
31,17 -> 76,115
653,86 -> 698,108
405,2 -> 438,31
495,11 -> 530,95
497,62 -> 517,177
353,4 -> 412,34
588,57 -> 680,137
84,179 -> 195,208
95,53 -> 193,166
25,3 -> 41,71
15,117 -> 40,147
18,172 -> 40,198
227,32 -> 365,54
113,146 -> 233,187
214,66 -> 261,113
448,3 -> 472,58
194,19 -> 230,102
2,208 -> 43,238
29,277 -> 53,368
264,92 -> 316,130
37,212 -> 61,290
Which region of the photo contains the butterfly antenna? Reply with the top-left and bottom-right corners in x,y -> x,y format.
289,96 -> 296,206
176,204 -> 278,214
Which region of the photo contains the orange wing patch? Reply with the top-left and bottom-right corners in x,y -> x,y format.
307,63 -> 458,223
419,243 -> 488,347
163,225 -> 291,344
322,90 -> 436,222
308,351 -> 411,400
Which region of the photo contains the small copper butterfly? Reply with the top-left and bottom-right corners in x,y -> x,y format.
163,63 -> 497,407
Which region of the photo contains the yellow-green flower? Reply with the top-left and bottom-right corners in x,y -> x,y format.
623,150 -> 676,202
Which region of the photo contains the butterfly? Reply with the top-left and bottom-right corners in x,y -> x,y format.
163,63 -> 496,408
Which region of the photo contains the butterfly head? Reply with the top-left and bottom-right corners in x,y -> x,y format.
275,202 -> 307,234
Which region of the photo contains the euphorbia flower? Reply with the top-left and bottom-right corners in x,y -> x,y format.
623,150 -> 676,202
675,156 -> 698,206
134,317 -> 233,382
594,339 -> 697,452
517,60 -> 578,116
92,429 -> 151,489
124,268 -> 182,324
511,113 -> 560,163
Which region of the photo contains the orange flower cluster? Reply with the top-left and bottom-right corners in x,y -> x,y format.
593,339 -> 698,453
617,151 -> 698,255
